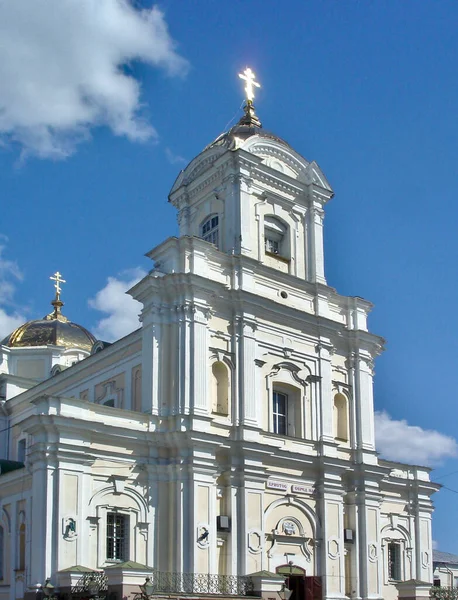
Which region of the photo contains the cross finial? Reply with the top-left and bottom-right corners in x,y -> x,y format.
50,271 -> 66,299
238,67 -> 260,104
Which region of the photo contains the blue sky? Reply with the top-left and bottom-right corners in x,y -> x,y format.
1,0 -> 458,552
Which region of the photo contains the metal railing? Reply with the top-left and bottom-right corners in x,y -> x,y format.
71,572 -> 108,595
142,572 -> 254,596
70,570 -> 252,597
431,587 -> 458,600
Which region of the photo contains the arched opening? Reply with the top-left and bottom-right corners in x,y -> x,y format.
0,526 -> 4,580
264,215 -> 288,259
132,366 -> 142,412
103,399 -> 115,408
18,523 -> 25,571
333,393 -> 348,442
211,362 -> 229,415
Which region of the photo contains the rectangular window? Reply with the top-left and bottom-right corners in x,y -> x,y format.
107,513 -> 128,561
202,216 -> 219,246
265,238 -> 279,254
273,391 -> 287,435
388,542 -> 401,581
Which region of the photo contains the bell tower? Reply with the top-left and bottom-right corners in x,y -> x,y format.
168,68 -> 333,285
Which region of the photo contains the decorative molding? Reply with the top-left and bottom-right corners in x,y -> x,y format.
268,362 -> 308,387
137,521 -> 149,542
247,528 -> 263,554
368,543 -> 378,562
327,537 -> 340,560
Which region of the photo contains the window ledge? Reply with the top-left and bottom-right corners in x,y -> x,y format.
265,251 -> 290,263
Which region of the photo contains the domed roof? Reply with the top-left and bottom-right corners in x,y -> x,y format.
1,278 -> 97,352
2,317 -> 96,352
206,101 -> 292,152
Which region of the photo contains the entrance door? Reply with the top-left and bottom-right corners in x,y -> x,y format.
276,566 -> 306,600
286,574 -> 306,600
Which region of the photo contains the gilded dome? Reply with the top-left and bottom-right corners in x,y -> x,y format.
1,297 -> 96,353
206,101 -> 291,152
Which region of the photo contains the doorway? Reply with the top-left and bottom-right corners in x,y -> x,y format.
276,566 -> 306,600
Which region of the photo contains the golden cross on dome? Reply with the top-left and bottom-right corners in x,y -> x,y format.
50,271 -> 66,299
238,67 -> 260,104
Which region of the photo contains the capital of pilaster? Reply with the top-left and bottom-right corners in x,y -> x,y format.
235,315 -> 257,337
177,205 -> 191,227
315,342 -> 334,359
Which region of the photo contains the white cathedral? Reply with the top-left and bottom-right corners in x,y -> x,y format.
0,70 -> 438,600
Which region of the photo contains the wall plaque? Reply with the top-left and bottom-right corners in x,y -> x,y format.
266,480 -> 288,491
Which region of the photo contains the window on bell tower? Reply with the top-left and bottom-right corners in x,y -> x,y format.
201,215 -> 219,247
264,216 -> 287,258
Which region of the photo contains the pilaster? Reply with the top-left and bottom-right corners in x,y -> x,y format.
235,315 -> 258,427
317,342 -> 335,446
309,201 -> 326,284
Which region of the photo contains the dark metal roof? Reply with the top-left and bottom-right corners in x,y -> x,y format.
433,550 -> 458,564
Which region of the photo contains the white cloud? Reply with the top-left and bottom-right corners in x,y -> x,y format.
89,268 -> 146,342
0,0 -> 188,159
375,410 -> 458,467
165,147 -> 187,166
432,540 -> 439,550
0,236 -> 26,339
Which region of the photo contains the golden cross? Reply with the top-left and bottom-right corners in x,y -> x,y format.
238,67 -> 260,103
50,271 -> 66,298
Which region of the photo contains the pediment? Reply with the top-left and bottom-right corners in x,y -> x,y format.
242,137 -> 333,193
303,161 -> 332,192
169,146 -> 227,197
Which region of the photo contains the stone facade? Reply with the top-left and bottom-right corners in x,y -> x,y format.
0,106 -> 438,600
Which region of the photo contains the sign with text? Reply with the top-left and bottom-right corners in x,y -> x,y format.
266,481 -> 315,495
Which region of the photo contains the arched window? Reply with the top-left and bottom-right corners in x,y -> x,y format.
0,526 -> 4,580
132,366 -> 142,412
333,393 -> 348,442
17,439 -> 26,463
264,216 -> 287,257
211,362 -> 229,415
201,215 -> 219,247
18,523 -> 25,571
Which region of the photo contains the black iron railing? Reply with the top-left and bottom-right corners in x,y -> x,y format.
71,572 -> 108,595
71,570 -> 252,597
143,572 -> 254,596
431,588 -> 458,600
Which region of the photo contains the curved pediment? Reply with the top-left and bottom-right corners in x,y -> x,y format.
169,145 -> 227,198
241,136 -> 333,192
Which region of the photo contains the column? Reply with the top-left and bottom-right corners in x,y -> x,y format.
236,315 -> 258,427
354,476 -> 383,600
317,476 -> 345,600
141,313 -> 162,415
308,201 -> 326,285
349,352 -> 376,458
191,305 -> 209,415
317,343 -> 334,445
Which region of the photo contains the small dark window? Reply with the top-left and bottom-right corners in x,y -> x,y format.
388,542 -> 401,581
107,513 -> 128,561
